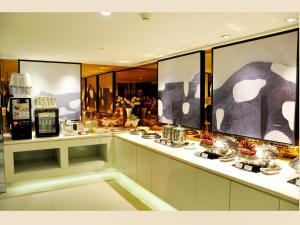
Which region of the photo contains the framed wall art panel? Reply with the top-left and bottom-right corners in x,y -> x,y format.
158,51 -> 205,129
212,29 -> 299,145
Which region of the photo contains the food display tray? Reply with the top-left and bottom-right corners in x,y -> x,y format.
154,139 -> 189,148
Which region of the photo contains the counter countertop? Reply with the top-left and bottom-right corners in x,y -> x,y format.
3,132 -> 114,145
114,132 -> 299,203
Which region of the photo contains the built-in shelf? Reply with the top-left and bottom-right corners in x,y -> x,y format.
5,135 -> 113,183
14,158 -> 61,174
68,144 -> 107,167
14,148 -> 61,174
69,155 -> 104,167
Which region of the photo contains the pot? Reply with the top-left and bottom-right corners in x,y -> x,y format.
172,125 -> 186,145
162,124 -> 174,141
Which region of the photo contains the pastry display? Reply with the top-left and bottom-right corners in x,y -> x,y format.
150,124 -> 162,131
238,140 -> 257,155
200,131 -> 214,146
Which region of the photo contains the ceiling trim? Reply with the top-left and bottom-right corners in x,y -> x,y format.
131,24 -> 299,67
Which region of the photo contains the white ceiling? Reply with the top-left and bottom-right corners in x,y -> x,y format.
0,12 -> 298,66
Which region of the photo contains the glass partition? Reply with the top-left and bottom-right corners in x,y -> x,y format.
98,72 -> 113,114
86,76 -> 97,112
115,64 -> 158,125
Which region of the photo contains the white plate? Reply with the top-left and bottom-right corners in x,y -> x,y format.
219,157 -> 235,162
260,168 -> 281,175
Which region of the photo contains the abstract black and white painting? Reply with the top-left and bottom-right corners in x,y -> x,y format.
158,52 -> 204,129
20,60 -> 81,120
212,30 -> 298,145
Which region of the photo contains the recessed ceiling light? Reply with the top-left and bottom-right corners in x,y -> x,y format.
100,12 -> 112,16
285,18 -> 297,23
221,35 -> 231,39
139,77 -> 143,80
118,60 -> 132,64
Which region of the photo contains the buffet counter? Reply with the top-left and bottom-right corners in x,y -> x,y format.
114,132 -> 299,210
3,131 -> 299,210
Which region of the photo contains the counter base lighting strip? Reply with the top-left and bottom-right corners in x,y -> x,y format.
0,170 -> 176,211
113,173 -> 176,211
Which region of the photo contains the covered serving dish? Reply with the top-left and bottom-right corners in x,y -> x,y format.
172,125 -> 186,145
162,124 -> 174,141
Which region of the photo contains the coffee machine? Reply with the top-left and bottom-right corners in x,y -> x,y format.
10,97 -> 32,140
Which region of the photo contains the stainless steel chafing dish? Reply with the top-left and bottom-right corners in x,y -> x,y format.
142,132 -> 161,139
236,144 -> 280,168
172,125 -> 186,145
130,128 -> 146,136
162,124 -> 174,141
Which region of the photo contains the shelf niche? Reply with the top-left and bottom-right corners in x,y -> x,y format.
68,144 -> 107,166
14,148 -> 61,174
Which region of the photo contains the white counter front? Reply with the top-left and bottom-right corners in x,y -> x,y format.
114,132 -> 299,203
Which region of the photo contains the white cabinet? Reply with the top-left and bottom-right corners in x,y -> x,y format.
113,137 -> 124,172
170,160 -> 197,210
197,169 -> 230,210
279,199 -> 299,211
114,137 -> 137,180
230,181 -> 279,211
151,153 -> 171,202
136,146 -> 152,190
114,138 -> 297,211
123,141 -> 137,180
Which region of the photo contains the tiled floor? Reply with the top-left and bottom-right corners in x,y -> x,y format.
0,180 -> 136,211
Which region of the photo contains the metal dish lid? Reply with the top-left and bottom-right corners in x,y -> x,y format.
163,124 -> 174,128
255,145 -> 280,159
142,132 -> 161,139
173,125 -> 185,131
130,129 -> 146,135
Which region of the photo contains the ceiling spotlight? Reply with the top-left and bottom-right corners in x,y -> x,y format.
140,13 -> 150,21
221,34 -> 231,39
100,12 -> 112,16
285,18 -> 297,23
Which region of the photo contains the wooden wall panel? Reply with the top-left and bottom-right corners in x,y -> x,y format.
205,50 -> 212,74
82,64 -> 125,78
0,59 -> 18,83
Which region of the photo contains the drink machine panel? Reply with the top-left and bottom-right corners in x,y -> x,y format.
10,98 -> 32,140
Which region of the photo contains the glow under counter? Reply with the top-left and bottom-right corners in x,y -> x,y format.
114,132 -> 299,209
